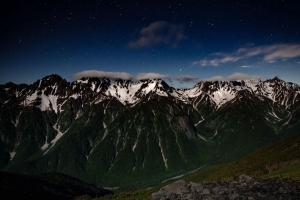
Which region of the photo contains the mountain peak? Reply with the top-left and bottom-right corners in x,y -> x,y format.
1,74 -> 299,108
114,78 -> 131,87
270,76 -> 282,82
42,74 -> 63,81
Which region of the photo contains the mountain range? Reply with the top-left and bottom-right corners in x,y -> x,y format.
0,74 -> 299,187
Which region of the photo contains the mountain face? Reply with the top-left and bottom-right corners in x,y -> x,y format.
0,74 -> 299,187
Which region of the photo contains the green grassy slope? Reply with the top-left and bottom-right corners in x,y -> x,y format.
95,133 -> 300,200
184,133 -> 300,183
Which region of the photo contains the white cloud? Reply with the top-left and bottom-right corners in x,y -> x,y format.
136,72 -> 170,80
203,76 -> 225,82
72,70 -> 132,80
196,56 -> 242,66
176,75 -> 199,83
193,44 -> 300,66
73,71 -> 171,81
264,44 -> 300,61
241,65 -> 251,68
72,71 -> 261,85
128,21 -> 186,48
202,73 -> 262,82
226,73 -> 262,80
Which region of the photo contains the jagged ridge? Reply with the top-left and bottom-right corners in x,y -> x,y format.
0,74 -> 299,187
1,75 -> 299,109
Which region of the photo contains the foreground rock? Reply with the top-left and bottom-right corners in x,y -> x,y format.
152,175 -> 300,200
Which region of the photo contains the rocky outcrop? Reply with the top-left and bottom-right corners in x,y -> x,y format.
152,175 -> 300,200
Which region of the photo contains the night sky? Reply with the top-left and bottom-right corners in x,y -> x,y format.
1,0 -> 300,88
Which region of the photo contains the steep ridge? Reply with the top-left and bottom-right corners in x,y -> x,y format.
0,74 -> 299,187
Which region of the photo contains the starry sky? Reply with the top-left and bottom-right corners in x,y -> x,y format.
1,0 -> 300,88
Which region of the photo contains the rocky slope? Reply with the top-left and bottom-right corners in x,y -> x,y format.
152,175 -> 300,200
0,74 -> 299,186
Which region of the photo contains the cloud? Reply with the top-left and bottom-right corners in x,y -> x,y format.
203,76 -> 225,82
241,65 -> 251,68
73,71 -> 171,81
202,73 -> 262,82
72,71 -> 260,85
193,44 -> 300,66
136,72 -> 170,80
196,56 -> 242,67
72,70 -> 132,80
226,73 -> 262,80
128,21 -> 186,48
176,75 -> 199,83
264,44 -> 300,61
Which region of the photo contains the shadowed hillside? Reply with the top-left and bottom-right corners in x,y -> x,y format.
185,133 -> 300,183
0,172 -> 112,200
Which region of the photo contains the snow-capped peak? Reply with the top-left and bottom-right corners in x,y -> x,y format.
102,79 -> 173,105
1,76 -> 299,111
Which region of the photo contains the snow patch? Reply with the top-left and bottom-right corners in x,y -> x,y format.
101,129 -> 109,141
158,136 -> 168,170
40,94 -> 58,113
195,117 -> 204,126
269,110 -> 281,120
209,87 -> 236,107
181,86 -> 203,98
76,79 -> 88,84
102,79 -> 172,105
43,124 -> 64,154
197,133 -> 207,141
244,79 -> 260,92
210,129 -> 218,139
41,135 -> 49,150
10,152 -> 16,160
132,127 -> 141,152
